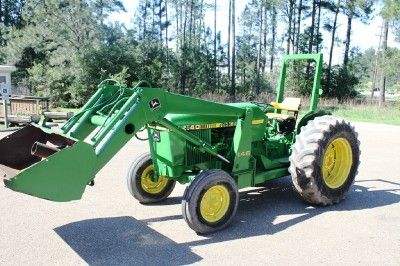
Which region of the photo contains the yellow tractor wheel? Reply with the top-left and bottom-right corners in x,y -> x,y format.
127,152 -> 176,203
182,169 -> 238,234
289,115 -> 360,205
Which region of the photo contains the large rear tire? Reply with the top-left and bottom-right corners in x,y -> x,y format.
127,152 -> 176,204
289,115 -> 360,205
182,169 -> 239,234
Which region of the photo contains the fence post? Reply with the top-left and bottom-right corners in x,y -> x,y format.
36,99 -> 40,115
3,98 -> 8,128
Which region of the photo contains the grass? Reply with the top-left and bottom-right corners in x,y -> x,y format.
201,91 -> 400,126
321,104 -> 400,126
2,98 -> 399,128
55,100 -> 400,126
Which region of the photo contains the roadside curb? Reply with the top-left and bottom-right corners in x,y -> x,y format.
0,127 -> 21,132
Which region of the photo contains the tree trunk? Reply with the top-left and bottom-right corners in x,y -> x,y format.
143,0 -> 148,39
181,1 -> 189,95
262,3 -> 267,74
214,0 -> 217,90
228,0 -> 232,79
270,6 -> 277,71
189,0 -> 194,43
292,3 -> 296,54
152,0 -> 156,37
179,2 -> 184,48
326,0 -> 340,92
230,0 -> 236,101
159,0 -> 163,41
196,0 -> 205,45
99,0 -> 105,24
286,0 -> 294,54
379,20 -> 389,106
165,0 -> 169,71
308,0 -> 316,54
165,0 -> 168,47
295,0 -> 303,54
0,0 -> 2,46
306,0 -> 317,77
217,36 -> 221,92
316,0 -> 321,52
243,68 -> 246,87
370,61 -> 378,98
183,2 -> 187,41
256,5 -> 263,95
175,3 -> 180,50
343,10 -> 353,65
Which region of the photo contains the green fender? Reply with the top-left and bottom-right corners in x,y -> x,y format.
296,110 -> 332,135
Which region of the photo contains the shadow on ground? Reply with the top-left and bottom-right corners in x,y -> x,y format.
188,177 -> 400,246
55,216 -> 202,265
55,177 -> 400,265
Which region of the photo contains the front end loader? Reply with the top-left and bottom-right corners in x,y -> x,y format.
0,54 -> 360,233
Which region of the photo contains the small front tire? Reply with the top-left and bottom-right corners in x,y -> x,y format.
182,169 -> 239,234
127,152 -> 176,204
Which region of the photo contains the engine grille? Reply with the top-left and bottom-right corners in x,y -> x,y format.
185,129 -> 212,166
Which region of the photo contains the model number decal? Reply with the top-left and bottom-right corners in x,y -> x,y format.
251,119 -> 264,125
237,151 -> 251,157
184,122 -> 236,130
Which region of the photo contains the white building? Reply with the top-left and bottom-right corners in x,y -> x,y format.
0,65 -> 17,96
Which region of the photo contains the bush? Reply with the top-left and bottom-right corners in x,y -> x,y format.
321,65 -> 359,102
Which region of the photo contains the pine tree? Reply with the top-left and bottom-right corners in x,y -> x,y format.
326,0 -> 341,92
342,0 -> 373,65
230,0 -> 236,100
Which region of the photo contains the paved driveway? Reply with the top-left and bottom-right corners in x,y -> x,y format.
0,122 -> 399,265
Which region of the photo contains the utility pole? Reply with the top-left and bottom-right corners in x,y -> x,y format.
370,22 -> 384,99
379,20 -> 389,107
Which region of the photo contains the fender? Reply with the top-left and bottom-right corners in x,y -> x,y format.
296,110 -> 332,135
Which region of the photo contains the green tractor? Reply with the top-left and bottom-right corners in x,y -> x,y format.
0,54 -> 360,234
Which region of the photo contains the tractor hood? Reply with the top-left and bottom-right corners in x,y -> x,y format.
165,102 -> 261,128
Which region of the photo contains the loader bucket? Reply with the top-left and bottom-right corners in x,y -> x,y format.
0,125 -> 97,202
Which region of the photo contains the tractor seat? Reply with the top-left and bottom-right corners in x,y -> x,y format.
270,97 -> 301,112
266,97 -> 301,120
266,113 -> 291,120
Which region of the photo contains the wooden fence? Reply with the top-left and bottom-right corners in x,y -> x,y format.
0,96 -> 49,117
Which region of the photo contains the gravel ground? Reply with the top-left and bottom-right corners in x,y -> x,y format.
0,121 -> 399,265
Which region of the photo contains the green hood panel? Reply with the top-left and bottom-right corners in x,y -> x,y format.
165,102 -> 260,127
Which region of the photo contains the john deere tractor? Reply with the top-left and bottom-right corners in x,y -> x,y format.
0,54 -> 360,233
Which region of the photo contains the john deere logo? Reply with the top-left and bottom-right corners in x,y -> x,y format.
149,99 -> 161,110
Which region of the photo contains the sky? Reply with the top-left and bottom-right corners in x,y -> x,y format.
108,0 -> 400,65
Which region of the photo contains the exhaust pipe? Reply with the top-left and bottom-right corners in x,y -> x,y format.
31,142 -> 60,159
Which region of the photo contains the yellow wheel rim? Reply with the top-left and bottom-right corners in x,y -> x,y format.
322,137 -> 353,189
140,164 -> 169,194
200,185 -> 230,223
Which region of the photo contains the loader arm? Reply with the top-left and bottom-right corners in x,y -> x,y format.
0,82 -> 249,201
62,83 -> 247,171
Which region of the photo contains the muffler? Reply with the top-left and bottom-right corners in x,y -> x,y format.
31,142 -> 60,159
